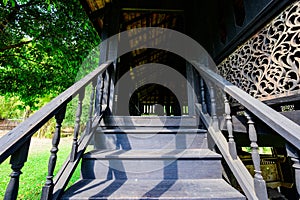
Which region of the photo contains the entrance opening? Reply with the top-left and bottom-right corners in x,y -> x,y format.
129,83 -> 181,116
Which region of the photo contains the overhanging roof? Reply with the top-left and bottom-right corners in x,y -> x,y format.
80,0 -> 293,61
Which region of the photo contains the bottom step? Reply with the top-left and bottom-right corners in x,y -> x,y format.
62,179 -> 245,200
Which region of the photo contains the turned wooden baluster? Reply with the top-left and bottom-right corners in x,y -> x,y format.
224,94 -> 237,159
4,140 -> 31,200
209,85 -> 219,131
86,80 -> 97,134
99,71 -> 107,114
200,78 -> 207,113
244,111 -> 268,200
70,90 -> 85,162
41,107 -> 66,200
285,143 -> 300,197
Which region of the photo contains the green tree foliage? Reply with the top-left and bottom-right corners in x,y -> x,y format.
0,0 -> 100,109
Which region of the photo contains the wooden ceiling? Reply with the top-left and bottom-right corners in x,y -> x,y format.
80,0 -> 292,62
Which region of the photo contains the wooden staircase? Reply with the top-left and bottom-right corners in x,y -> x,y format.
61,116 -> 245,199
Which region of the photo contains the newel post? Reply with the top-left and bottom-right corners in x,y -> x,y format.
244,111 -> 268,200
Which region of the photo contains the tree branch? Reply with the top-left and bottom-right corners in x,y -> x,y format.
0,40 -> 32,53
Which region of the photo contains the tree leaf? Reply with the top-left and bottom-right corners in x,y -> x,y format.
3,0 -> 8,6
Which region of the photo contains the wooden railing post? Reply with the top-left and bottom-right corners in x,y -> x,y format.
4,140 -> 31,200
244,111 -> 268,200
86,80 -> 97,134
209,85 -> 219,131
224,94 -> 237,159
99,71 -> 107,114
200,78 -> 207,114
286,143 -> 300,197
41,106 -> 66,200
70,90 -> 85,162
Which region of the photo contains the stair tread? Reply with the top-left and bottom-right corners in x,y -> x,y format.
98,128 -> 207,133
62,179 -> 245,199
101,116 -> 198,127
84,149 -> 221,160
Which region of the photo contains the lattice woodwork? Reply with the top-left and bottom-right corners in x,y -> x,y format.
218,2 -> 300,101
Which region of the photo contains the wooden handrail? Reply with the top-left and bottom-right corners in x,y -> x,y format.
1,60 -> 113,200
196,104 -> 258,200
0,60 -> 113,164
193,60 -> 300,199
192,61 -> 300,149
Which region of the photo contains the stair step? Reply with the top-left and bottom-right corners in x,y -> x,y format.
81,149 -> 222,180
98,128 -> 206,133
100,116 -> 199,127
94,128 -> 207,149
62,179 -> 245,200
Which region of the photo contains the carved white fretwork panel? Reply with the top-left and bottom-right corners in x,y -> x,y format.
218,2 -> 300,100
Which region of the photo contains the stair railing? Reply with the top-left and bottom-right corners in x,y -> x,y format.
0,60 -> 113,200
193,61 -> 300,200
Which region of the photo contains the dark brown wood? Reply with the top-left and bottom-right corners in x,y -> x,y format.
200,78 -> 207,114
193,60 -> 300,149
4,139 -> 30,200
86,80 -> 97,134
286,143 -> 300,197
70,90 -> 85,162
41,107 -> 66,200
0,61 -> 111,200
224,94 -> 237,160
52,115 -> 102,200
244,111 -> 268,200
0,61 -> 112,164
209,85 -> 219,131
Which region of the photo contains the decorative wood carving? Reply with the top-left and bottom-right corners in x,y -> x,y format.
218,2 -> 300,100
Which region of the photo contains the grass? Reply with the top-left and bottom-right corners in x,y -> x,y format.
0,138 -> 81,200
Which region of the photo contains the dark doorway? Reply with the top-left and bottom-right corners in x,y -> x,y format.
129,83 -> 181,116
